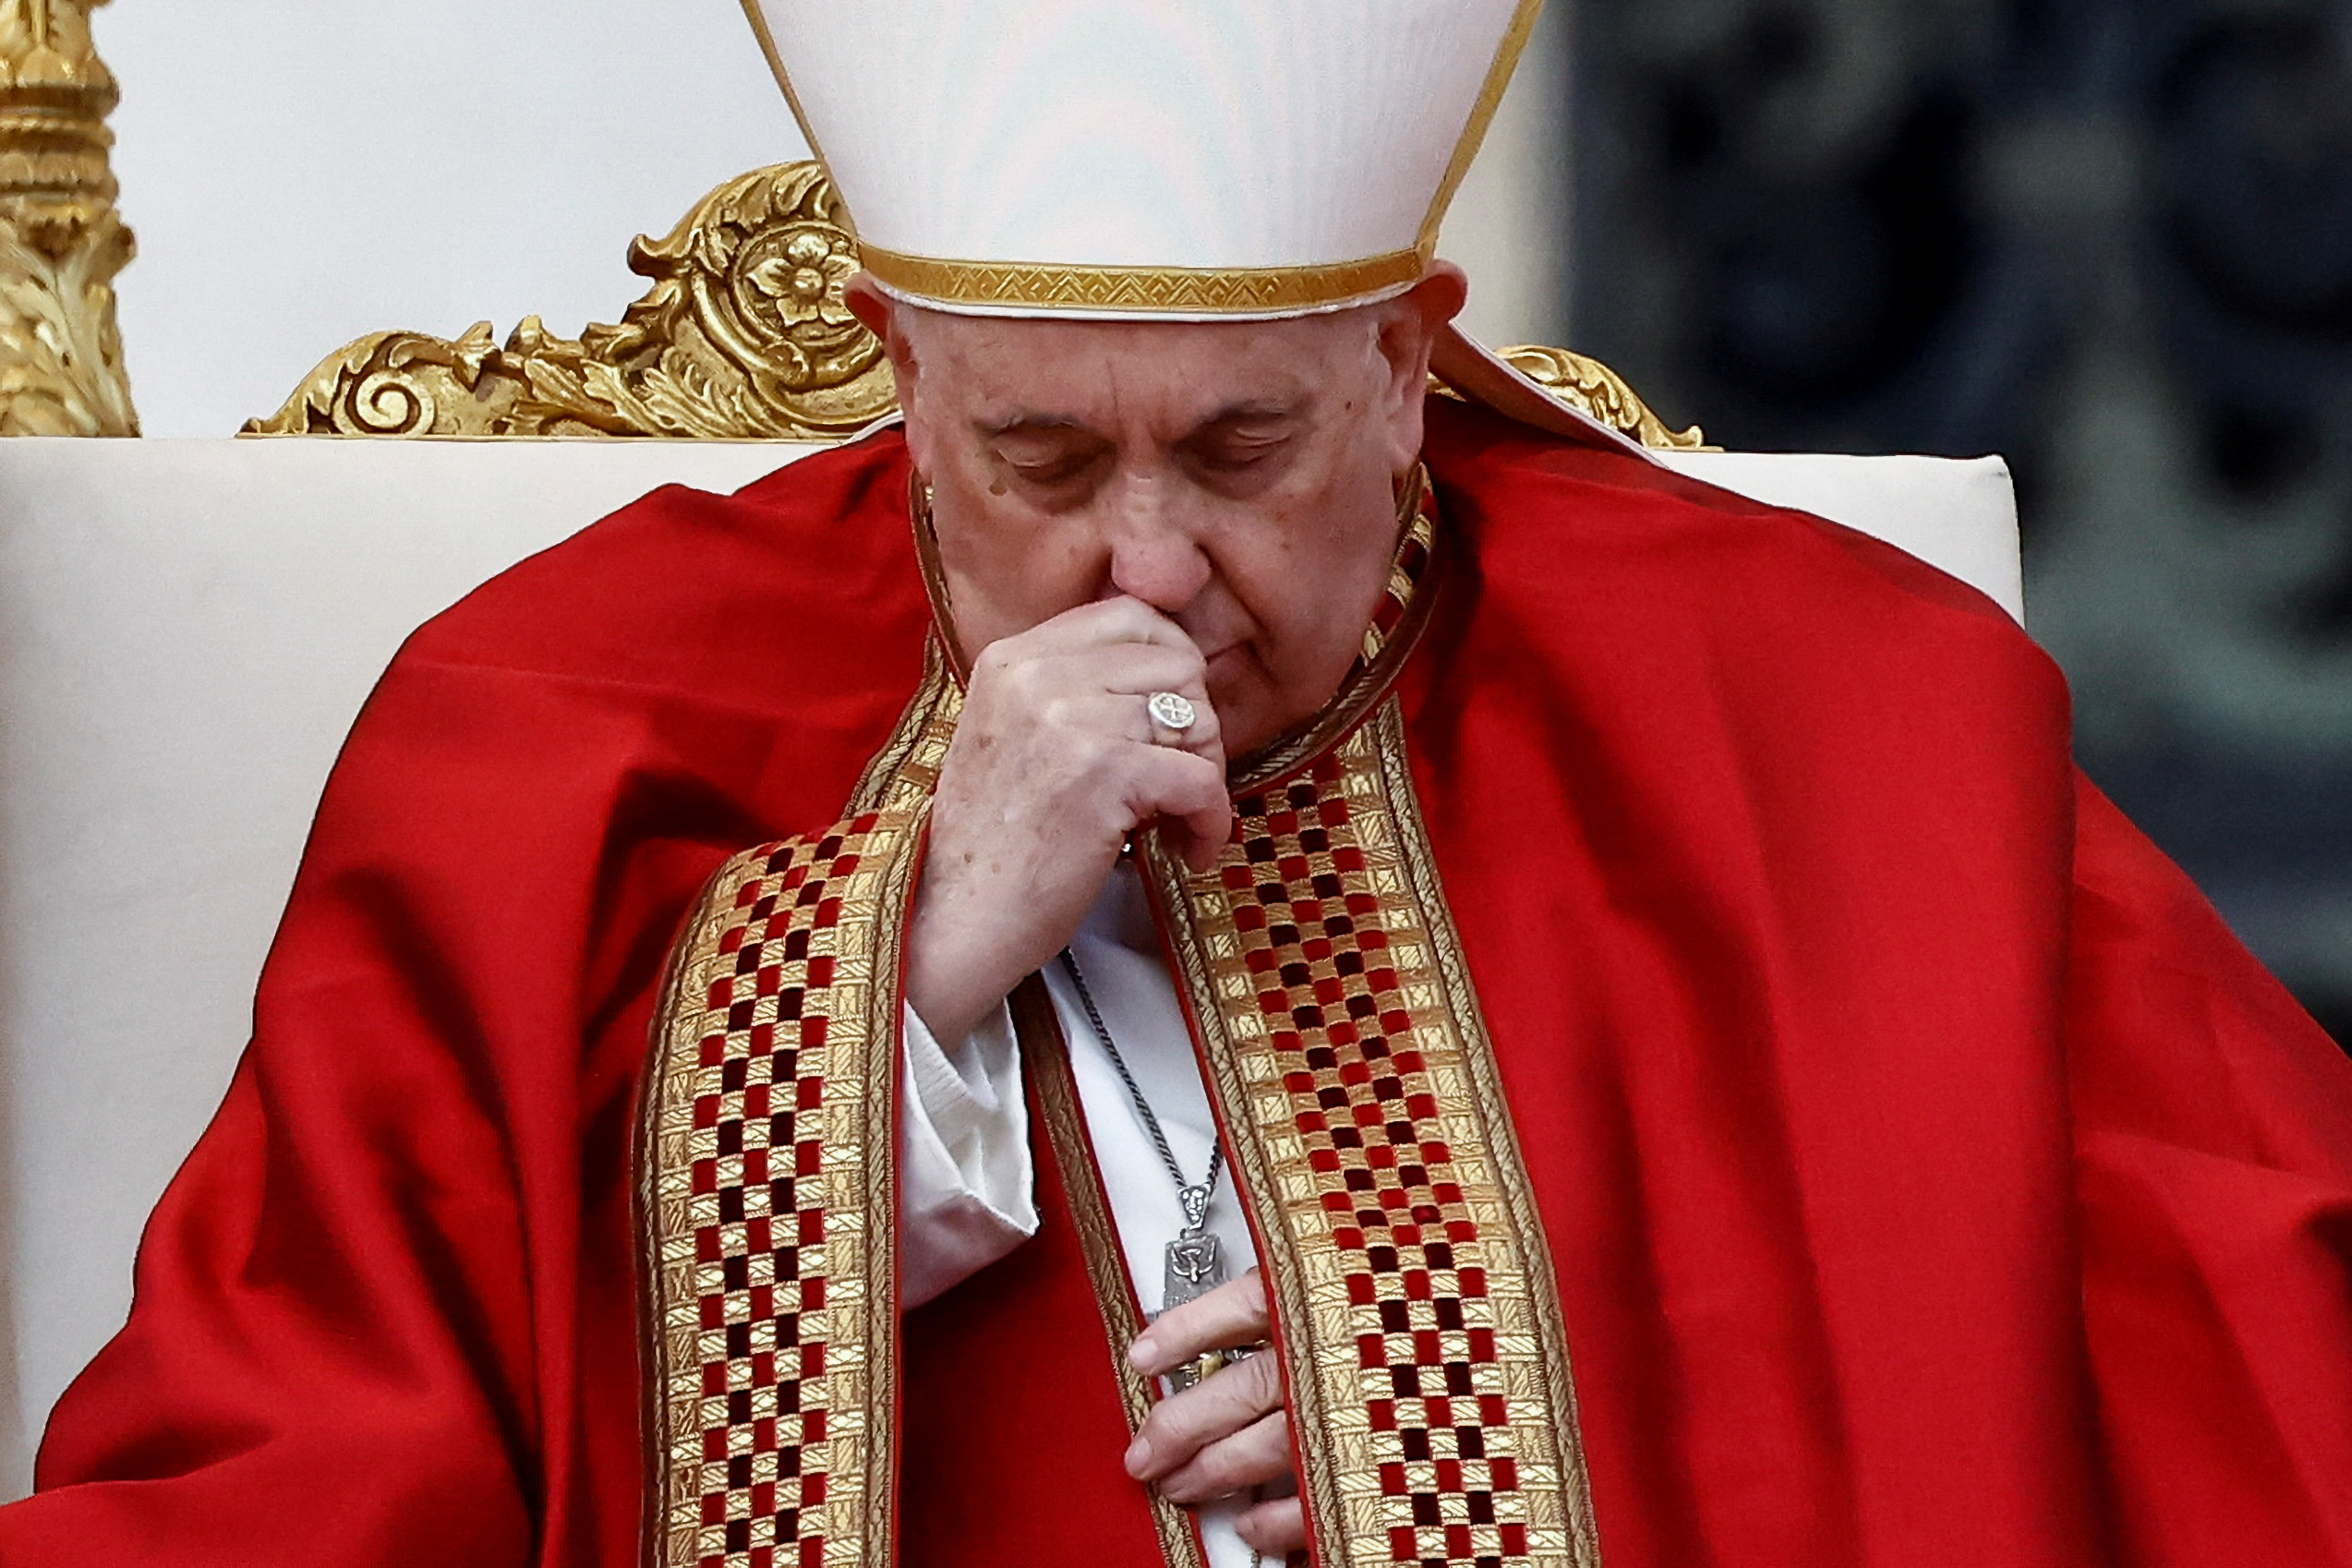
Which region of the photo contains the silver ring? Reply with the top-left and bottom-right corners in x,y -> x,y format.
1146,691 -> 1198,737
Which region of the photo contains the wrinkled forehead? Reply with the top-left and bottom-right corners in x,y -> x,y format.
895,295 -> 1385,426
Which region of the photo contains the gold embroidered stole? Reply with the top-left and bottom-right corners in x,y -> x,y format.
1138,707 -> 1599,1568
638,656 -> 954,1568
641,483 -> 1600,1568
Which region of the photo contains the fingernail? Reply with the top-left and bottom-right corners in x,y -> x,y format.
1123,1435 -> 1151,1475
1129,1336 -> 1158,1369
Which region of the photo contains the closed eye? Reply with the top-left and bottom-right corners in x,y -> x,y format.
983,421 -> 1111,489
1182,419 -> 1297,478
1005,449 -> 1104,486
1190,445 -> 1280,476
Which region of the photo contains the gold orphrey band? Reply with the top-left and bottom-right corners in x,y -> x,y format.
1144,704 -> 1603,1568
642,810 -> 923,1568
644,629 -> 1603,1567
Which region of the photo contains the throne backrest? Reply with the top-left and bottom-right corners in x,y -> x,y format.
233,161 -> 2018,624
0,160 -> 2020,1499
242,160 -> 1716,452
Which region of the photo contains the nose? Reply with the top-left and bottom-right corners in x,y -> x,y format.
1100,469 -> 1212,613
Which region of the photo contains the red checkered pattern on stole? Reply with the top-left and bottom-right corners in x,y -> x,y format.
682,814 -> 880,1568
1225,765 -> 1534,1568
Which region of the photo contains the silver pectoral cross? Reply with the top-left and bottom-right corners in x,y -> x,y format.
1158,1182 -> 1231,1391
1161,1180 -> 1226,1305
1162,1229 -> 1225,1309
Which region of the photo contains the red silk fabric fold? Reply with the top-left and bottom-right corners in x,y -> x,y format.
4,399 -> 2346,1566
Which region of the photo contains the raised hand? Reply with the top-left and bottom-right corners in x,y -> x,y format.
905,596 -> 1231,1047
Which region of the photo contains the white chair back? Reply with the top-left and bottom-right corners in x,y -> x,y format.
0,436 -> 2019,1496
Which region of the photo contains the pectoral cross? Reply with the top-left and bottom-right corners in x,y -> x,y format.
1158,1182 -> 1230,1390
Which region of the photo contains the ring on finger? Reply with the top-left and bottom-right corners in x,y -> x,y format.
1145,690 -> 1198,745
1176,1340 -> 1268,1390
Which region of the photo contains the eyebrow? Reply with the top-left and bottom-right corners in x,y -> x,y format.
973,399 -> 1302,442
973,413 -> 1089,440
1194,399 -> 1299,429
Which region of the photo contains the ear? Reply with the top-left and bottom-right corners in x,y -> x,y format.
1371,262 -> 1468,471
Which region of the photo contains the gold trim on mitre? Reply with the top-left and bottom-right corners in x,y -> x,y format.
735,0 -> 1545,320
1417,0 -> 1548,254
856,244 -> 1431,320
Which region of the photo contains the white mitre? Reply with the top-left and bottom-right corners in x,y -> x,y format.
739,0 -> 1642,451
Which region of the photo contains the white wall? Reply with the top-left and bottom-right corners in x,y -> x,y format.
98,0 -> 1571,438
102,0 -> 807,439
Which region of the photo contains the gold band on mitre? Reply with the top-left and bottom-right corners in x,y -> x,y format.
855,242 -> 1432,319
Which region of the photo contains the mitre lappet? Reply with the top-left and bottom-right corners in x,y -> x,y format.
740,0 -> 1641,452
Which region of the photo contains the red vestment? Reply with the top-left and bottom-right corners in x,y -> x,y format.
4,400 -> 2347,1566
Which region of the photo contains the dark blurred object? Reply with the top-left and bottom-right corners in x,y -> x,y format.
1572,0 -> 2352,1045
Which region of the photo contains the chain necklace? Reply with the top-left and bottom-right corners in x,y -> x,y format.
1057,948 -> 1228,1315
1060,947 -> 1268,1563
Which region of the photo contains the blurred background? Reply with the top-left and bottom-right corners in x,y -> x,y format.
1565,0 -> 2352,1046
90,0 -> 2348,1042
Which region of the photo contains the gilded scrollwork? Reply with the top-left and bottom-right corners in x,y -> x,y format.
247,163 -> 895,440
1486,343 -> 1708,450
249,158 -> 1699,452
0,0 -> 137,438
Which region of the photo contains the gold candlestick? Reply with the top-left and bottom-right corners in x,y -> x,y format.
0,0 -> 136,437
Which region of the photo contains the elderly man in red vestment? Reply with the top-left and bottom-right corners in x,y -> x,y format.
5,3 -> 2351,1566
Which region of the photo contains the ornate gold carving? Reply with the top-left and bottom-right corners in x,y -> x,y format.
249,157 -> 1698,452
246,163 -> 894,439
1484,343 -> 1709,450
0,0 -> 136,437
